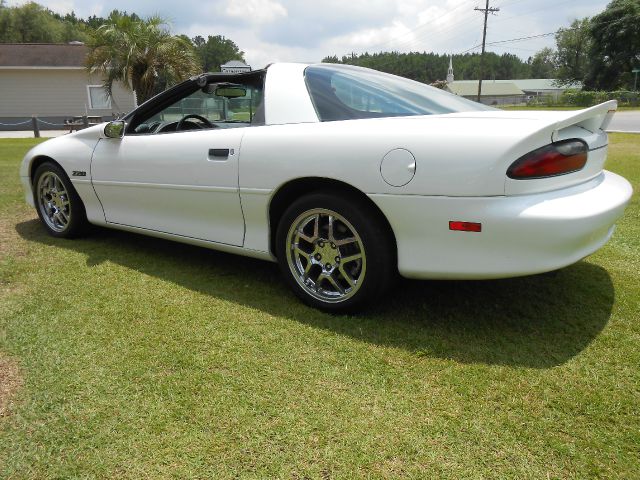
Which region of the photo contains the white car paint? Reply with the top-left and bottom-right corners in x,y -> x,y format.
20,63 -> 633,281
91,127 -> 245,245
372,171 -> 630,279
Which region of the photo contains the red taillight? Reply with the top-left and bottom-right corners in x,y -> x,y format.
507,139 -> 588,179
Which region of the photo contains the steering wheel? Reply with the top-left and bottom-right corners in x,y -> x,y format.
176,114 -> 213,130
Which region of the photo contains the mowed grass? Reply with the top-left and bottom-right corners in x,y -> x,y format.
501,106 -> 640,111
0,135 -> 638,479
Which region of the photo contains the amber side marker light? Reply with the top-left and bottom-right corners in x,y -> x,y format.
449,221 -> 482,232
507,139 -> 588,179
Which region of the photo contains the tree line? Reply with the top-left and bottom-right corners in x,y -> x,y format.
326,0 -> 639,91
322,51 -> 537,84
554,0 -> 639,90
1,0 -> 637,100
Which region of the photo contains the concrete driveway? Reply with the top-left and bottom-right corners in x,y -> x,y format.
607,111 -> 640,133
0,130 -> 67,138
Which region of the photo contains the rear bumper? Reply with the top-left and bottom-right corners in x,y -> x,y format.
370,170 -> 632,279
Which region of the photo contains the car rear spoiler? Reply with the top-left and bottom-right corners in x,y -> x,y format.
550,100 -> 617,142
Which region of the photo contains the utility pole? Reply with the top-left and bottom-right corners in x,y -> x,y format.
475,0 -> 499,102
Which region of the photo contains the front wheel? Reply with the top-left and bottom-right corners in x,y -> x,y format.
33,162 -> 88,238
276,192 -> 396,312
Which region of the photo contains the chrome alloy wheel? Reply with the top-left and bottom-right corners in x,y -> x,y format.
36,172 -> 71,233
286,208 -> 366,303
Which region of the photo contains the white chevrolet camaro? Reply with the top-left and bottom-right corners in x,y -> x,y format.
20,63 -> 633,311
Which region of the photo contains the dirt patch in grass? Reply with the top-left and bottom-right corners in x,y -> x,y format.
0,356 -> 22,418
0,208 -> 36,296
0,209 -> 35,260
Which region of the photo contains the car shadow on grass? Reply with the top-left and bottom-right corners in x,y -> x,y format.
16,219 -> 615,369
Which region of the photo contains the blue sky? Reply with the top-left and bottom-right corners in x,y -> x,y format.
9,0 -> 610,69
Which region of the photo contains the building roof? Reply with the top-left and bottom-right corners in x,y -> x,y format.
447,81 -> 524,96
450,79 -> 581,92
509,79 -> 565,91
0,43 -> 88,68
221,60 -> 250,68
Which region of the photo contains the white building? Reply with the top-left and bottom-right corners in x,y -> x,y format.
220,60 -> 251,74
444,58 -> 581,105
0,43 -> 137,130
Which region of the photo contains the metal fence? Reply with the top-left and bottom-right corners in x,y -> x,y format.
0,114 -> 122,137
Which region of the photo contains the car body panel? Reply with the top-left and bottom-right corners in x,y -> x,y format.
370,171 -> 631,279
91,128 -> 245,246
263,63 -> 318,125
19,125 -> 103,222
19,63 -> 633,281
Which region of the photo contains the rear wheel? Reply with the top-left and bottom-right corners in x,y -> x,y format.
276,192 -> 395,312
33,162 -> 87,238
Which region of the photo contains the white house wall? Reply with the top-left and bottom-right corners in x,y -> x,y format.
0,68 -> 136,120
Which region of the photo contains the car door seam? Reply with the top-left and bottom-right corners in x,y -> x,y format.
89,138 -> 108,222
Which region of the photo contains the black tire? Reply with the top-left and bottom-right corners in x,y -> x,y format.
275,191 -> 396,312
33,162 -> 88,238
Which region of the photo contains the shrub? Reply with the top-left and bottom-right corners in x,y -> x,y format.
560,90 -> 639,107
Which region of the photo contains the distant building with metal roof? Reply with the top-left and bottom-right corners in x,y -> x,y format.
220,60 -> 251,73
508,79 -> 582,100
447,81 -> 524,97
450,79 -> 581,100
443,58 -> 582,105
446,80 -> 525,105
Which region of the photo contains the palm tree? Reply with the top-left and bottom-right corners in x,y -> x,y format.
87,13 -> 201,104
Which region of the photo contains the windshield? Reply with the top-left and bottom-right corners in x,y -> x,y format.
305,64 -> 493,122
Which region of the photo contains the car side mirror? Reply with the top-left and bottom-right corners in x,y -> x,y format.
103,120 -> 125,139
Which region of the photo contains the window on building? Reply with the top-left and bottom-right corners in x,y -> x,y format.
87,86 -> 112,110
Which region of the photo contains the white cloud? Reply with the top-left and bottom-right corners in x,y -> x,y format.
326,21 -> 414,53
225,0 -> 287,24
39,0 -> 74,13
8,0 -> 612,66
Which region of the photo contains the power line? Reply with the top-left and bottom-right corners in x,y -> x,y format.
458,24 -> 593,54
491,0 -> 578,26
486,31 -> 555,46
366,10 -> 481,55
459,43 -> 483,54
458,33 -> 555,56
361,1 -> 472,53
330,0 -> 608,79
378,0 -> 536,54
475,0 -> 500,101
341,0 -> 529,59
338,0 -> 596,61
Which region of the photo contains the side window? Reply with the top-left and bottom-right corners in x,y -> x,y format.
331,75 -> 397,114
133,81 -> 264,134
150,90 -> 224,123
305,65 -> 492,122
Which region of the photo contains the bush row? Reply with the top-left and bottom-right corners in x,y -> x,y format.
531,90 -> 639,107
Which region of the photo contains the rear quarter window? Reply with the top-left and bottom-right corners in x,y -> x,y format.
304,64 -> 492,122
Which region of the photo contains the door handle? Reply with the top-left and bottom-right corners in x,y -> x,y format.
208,148 -> 231,160
209,148 -> 235,162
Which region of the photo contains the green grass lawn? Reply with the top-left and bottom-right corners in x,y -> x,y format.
1,135 -> 639,479
501,105 -> 640,111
